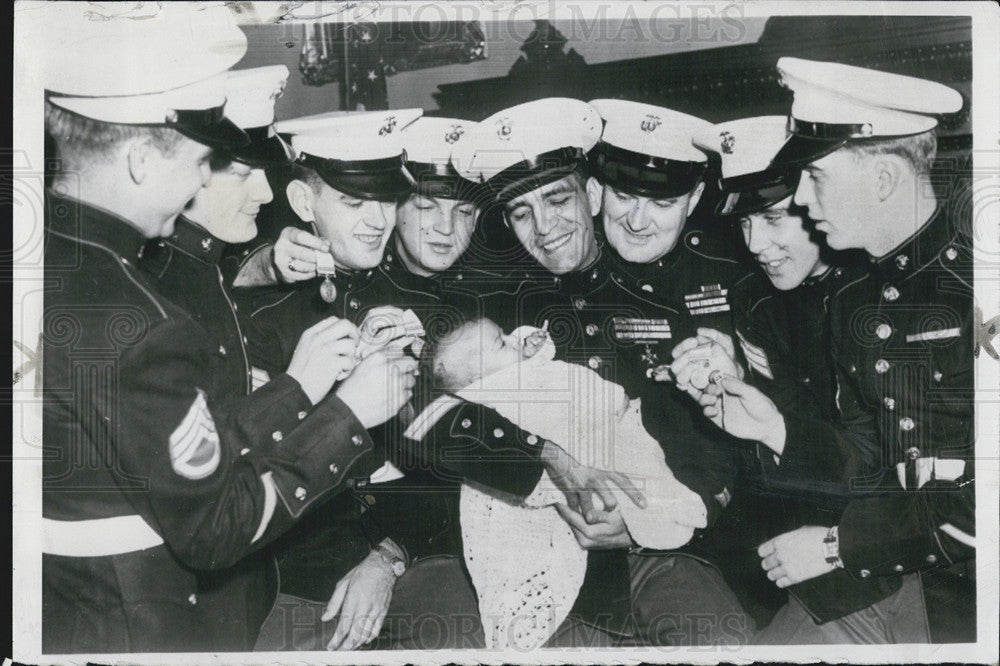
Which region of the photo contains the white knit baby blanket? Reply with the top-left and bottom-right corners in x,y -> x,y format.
456,329 -> 707,649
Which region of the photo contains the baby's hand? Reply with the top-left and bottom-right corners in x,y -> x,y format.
520,330 -> 549,359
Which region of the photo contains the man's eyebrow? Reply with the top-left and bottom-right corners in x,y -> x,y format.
542,184 -> 575,199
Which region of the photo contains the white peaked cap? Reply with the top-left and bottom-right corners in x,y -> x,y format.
279,109 -> 423,161
778,57 -> 963,137
43,3 -> 247,125
590,99 -> 711,163
451,98 -> 602,183
692,116 -> 790,180
400,117 -> 472,166
225,65 -> 290,129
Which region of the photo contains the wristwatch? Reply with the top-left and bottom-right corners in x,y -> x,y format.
823,525 -> 844,569
373,542 -> 407,578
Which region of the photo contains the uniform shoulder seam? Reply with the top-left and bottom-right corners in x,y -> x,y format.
832,272 -> 870,299
48,228 -> 167,320
250,289 -> 300,319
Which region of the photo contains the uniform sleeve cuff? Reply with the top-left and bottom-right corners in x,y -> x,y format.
265,393 -> 381,519
838,494 -> 942,578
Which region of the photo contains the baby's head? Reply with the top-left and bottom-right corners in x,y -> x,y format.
428,318 -> 542,392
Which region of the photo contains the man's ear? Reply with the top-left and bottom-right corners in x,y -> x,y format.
585,176 -> 603,216
286,179 -> 315,223
126,137 -> 152,185
686,181 -> 706,218
874,156 -> 904,202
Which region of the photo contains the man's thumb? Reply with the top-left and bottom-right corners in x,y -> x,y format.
716,373 -> 750,396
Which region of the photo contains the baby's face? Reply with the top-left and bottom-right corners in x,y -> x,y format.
467,318 -> 523,376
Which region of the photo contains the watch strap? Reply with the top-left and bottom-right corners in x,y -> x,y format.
823,525 -> 844,569
374,542 -> 407,578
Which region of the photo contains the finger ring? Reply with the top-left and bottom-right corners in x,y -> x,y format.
287,260 -> 295,272
709,370 -> 723,384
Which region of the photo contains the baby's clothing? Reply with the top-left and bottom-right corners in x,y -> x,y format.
456,327 -> 706,649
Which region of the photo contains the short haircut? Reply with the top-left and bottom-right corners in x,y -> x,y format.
289,162 -> 326,194
209,150 -> 238,173
420,320 -> 480,392
44,101 -> 185,170
845,130 -> 937,176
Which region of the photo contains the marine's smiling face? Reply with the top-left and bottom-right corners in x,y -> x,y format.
504,174 -> 599,275
740,197 -> 825,291
309,184 -> 397,270
395,194 -> 478,275
186,161 -> 274,243
599,183 -> 703,264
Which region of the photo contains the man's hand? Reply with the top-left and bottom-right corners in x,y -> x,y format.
758,526 -> 836,588
336,351 -> 417,428
321,547 -> 397,650
274,227 -> 330,283
555,504 -> 633,549
669,328 -> 744,397
358,306 -> 412,352
286,317 -> 360,404
702,375 -> 787,455
541,440 -> 646,518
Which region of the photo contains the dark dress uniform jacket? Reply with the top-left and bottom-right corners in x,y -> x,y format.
42,196 -> 380,654
829,207 -> 975,642
237,246 -> 487,600
731,264 -> 905,623
417,226 -> 750,636
776,207 -> 975,641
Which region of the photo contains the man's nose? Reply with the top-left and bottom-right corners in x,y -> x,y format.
199,161 -> 212,187
745,219 -> 770,255
534,204 -> 559,236
434,206 -> 455,236
626,200 -> 652,232
793,171 -> 814,208
362,201 -> 389,230
249,169 -> 273,205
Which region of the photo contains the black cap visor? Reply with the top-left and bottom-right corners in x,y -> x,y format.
299,153 -> 415,201
716,167 -> 800,217
590,143 -> 705,199
166,104 -> 249,150
231,125 -> 296,168
769,133 -> 847,171
407,162 -> 488,204
489,147 -> 588,204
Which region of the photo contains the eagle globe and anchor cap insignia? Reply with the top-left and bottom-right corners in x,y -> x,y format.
640,114 -> 662,133
379,115 -> 398,136
496,117 -> 513,141
720,131 -> 735,154
445,124 -> 464,144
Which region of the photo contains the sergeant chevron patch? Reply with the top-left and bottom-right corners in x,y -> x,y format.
737,331 -> 773,380
169,389 -> 221,480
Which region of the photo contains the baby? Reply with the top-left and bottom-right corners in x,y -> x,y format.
426,317 -> 707,649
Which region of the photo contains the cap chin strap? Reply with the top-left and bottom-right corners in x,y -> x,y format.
298,152 -> 413,201
788,117 -> 876,140
590,142 -> 706,200
489,147 -> 588,203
